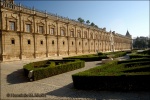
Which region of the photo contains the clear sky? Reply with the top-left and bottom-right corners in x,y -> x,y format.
15,0 -> 149,38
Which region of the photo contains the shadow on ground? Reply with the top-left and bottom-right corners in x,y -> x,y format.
7,69 -> 29,84
46,83 -> 150,99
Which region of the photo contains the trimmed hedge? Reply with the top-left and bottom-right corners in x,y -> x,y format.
72,58 -> 150,91
63,55 -> 108,61
118,58 -> 150,64
137,50 -> 150,55
103,51 -> 128,59
23,59 -> 85,81
63,51 -> 128,62
129,54 -> 150,59
72,75 -> 150,91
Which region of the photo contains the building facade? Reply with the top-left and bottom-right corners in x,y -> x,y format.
0,0 -> 132,61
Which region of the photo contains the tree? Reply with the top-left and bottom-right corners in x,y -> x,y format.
90,22 -> 95,26
86,20 -> 90,25
77,17 -> 85,24
133,37 -> 148,49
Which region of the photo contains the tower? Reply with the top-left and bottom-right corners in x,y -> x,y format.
126,30 -> 131,38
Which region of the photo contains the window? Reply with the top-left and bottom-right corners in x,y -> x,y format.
84,32 -> 87,38
85,42 -> 87,45
26,24 -> 31,32
95,34 -> 98,39
79,42 -> 80,45
52,40 -> 54,45
72,41 -> 74,45
61,29 -> 65,36
28,40 -> 31,44
9,21 -> 15,31
40,40 -> 43,45
63,41 -> 65,45
11,39 -> 15,44
90,33 -> 93,39
50,28 -> 54,35
71,31 -> 74,37
39,26 -> 44,33
78,32 -> 81,38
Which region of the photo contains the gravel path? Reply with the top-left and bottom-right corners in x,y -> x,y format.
1,58 -> 150,100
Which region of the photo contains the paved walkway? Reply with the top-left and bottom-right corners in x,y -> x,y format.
1,57 -> 150,100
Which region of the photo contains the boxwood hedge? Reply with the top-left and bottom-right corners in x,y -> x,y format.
63,54 -> 108,61
72,58 -> 150,91
23,59 -> 85,81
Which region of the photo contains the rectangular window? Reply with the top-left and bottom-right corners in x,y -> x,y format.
26,24 -> 31,32
78,32 -> 81,38
39,26 -> 44,34
11,39 -> 15,44
84,32 -> 87,38
50,28 -> 54,35
61,30 -> 65,36
28,40 -> 31,44
71,31 -> 74,37
9,21 -> 15,31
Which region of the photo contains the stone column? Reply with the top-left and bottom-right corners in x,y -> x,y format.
81,26 -> 83,53
33,15 -> 37,58
56,21 -> 59,56
45,18 -> 48,57
67,23 -> 69,55
18,12 -> 23,60
75,25 -> 77,54
88,28 -> 90,53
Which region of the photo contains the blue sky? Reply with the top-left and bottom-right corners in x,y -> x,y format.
15,1 -> 149,38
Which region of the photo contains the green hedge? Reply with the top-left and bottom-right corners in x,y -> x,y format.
72,58 -> 150,91
118,58 -> 150,64
137,50 -> 150,55
23,59 -> 85,81
104,51 -> 128,58
63,55 -> 108,61
129,54 -> 150,59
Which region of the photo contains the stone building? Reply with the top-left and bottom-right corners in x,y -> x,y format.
0,0 -> 132,61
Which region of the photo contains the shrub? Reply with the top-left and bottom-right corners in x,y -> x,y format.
129,54 -> 150,59
63,54 -> 108,61
23,59 -> 85,81
72,58 -> 150,91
